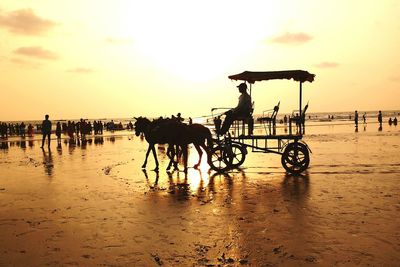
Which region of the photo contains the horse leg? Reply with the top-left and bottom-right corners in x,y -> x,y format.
151,145 -> 159,171
166,145 -> 176,171
193,144 -> 203,169
182,144 -> 188,173
142,145 -> 152,168
171,145 -> 179,171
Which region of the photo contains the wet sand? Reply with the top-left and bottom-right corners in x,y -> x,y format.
1,123 -> 399,266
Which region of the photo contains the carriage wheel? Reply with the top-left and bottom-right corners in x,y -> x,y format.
223,143 -> 246,168
281,142 -> 310,174
208,145 -> 230,172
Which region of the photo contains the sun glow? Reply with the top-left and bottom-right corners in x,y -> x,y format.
117,0 -> 277,82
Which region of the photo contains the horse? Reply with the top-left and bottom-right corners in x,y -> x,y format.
180,123 -> 213,169
134,117 -> 212,171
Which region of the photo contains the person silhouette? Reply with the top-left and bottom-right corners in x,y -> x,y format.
363,112 -> 366,124
394,117 -> 398,126
41,114 -> 52,148
176,113 -> 184,123
214,116 -> 222,133
56,122 -> 62,144
378,110 -> 382,126
27,124 -> 34,137
219,83 -> 252,135
354,110 -> 359,127
20,122 -> 26,138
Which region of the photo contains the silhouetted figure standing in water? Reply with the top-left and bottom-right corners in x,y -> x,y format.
27,124 -> 34,137
354,110 -> 359,128
20,122 -> 26,137
219,83 -> 252,135
41,114 -> 52,148
393,117 -> 397,126
56,122 -> 62,145
363,112 -> 366,124
378,110 -> 383,127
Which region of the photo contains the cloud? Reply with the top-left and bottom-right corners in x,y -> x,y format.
67,68 -> 95,74
0,8 -> 56,35
104,37 -> 132,45
389,76 -> 400,82
270,32 -> 313,44
10,58 -> 41,68
314,62 -> 339,68
13,46 -> 59,60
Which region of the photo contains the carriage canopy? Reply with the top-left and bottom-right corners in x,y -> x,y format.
228,70 -> 315,84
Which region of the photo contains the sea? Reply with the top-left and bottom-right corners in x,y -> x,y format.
1,110 -> 399,129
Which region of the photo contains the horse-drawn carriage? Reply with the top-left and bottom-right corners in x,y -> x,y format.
208,70 -> 315,174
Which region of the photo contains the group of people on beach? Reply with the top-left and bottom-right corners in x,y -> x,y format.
0,122 -> 36,139
388,117 -> 398,126
0,114 -> 139,150
354,110 -> 397,128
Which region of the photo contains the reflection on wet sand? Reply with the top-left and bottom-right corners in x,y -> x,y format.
281,172 -> 310,202
0,141 -> 9,149
0,125 -> 399,266
1,136 -> 113,150
41,148 -> 54,176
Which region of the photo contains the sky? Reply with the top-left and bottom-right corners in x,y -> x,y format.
0,0 -> 399,121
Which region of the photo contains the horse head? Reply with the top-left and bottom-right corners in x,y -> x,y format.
133,116 -> 150,136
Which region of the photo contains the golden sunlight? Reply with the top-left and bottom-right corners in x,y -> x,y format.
117,0 -> 277,82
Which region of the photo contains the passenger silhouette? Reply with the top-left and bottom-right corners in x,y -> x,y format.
219,83 -> 252,135
41,114 -> 52,148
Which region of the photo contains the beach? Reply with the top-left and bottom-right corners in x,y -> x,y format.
0,122 -> 399,266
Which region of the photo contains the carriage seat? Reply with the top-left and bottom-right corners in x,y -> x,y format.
234,101 -> 255,136
289,103 -> 309,134
256,101 -> 280,135
257,101 -> 280,126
